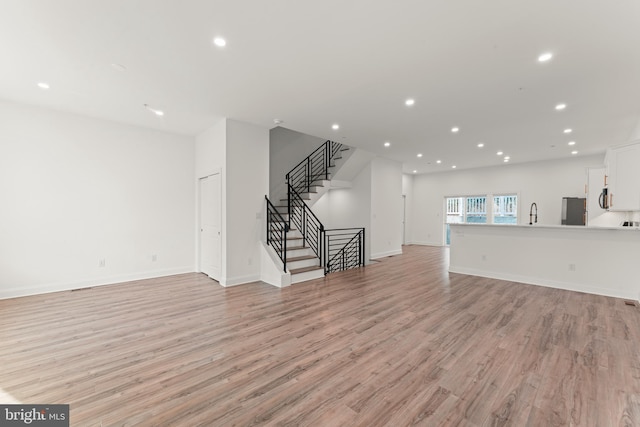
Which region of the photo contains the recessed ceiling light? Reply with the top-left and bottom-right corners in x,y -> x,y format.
213,37 -> 226,47
555,103 -> 567,110
538,52 -> 553,62
332,123 -> 340,130
504,158 -> 510,163
477,143 -> 484,148
504,156 -> 511,160
452,165 -> 457,169
144,104 -> 164,116
413,170 -> 417,173
496,151 -> 503,156
571,150 -> 578,155
37,82 -> 50,90
451,127 -> 459,133
436,160 -> 442,164
568,141 -> 576,146
273,119 -> 284,125
564,128 -> 572,134
417,153 -> 423,158
111,63 -> 126,72
384,142 -> 390,147
405,98 -> 415,106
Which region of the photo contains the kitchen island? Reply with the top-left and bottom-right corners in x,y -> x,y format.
449,223 -> 640,301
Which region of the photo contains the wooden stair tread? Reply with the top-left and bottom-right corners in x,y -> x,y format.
287,245 -> 308,250
288,255 -> 317,262
290,265 -> 324,275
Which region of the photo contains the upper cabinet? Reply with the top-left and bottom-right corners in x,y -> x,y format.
606,142 -> 640,211
586,166 -> 607,223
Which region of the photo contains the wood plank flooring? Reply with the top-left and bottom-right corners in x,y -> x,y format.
1,245 -> 640,426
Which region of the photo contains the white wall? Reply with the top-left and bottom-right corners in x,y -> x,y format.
195,118 -> 269,286
313,157 -> 404,262
409,154 -> 604,246
370,157 -> 403,258
226,119 -> 269,285
314,162 -> 373,262
0,100 -> 195,298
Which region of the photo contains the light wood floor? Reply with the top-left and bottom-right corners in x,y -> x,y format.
1,245 -> 639,426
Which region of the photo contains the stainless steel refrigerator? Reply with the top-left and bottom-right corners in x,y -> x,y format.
561,197 -> 586,225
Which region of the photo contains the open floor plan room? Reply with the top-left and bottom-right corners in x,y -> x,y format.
1,245 -> 639,426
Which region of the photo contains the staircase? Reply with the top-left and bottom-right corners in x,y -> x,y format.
264,139 -> 364,285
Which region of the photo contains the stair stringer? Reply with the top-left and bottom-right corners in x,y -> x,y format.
259,242 -> 292,288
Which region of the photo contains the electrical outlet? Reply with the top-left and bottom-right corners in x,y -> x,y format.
99,258 -> 106,268
481,254 -> 487,261
248,257 -> 252,266
569,263 -> 576,271
151,254 -> 157,262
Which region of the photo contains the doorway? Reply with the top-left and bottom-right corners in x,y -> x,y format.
199,173 -> 221,280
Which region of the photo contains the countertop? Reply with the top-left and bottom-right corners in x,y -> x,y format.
449,223 -> 640,231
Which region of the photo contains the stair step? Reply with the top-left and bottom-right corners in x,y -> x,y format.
290,265 -> 324,275
287,245 -> 309,251
288,255 -> 317,262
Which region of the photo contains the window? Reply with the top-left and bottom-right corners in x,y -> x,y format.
493,194 -> 518,224
444,194 -> 518,244
465,196 -> 487,224
445,195 -> 487,244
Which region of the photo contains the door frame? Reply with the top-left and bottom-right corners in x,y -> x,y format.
197,169 -> 222,279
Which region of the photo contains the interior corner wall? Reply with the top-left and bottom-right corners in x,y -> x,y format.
0,100 -> 196,299
226,119 -> 269,285
313,163 -> 372,263
409,153 -> 605,246
269,127 -> 326,199
195,118 -> 227,280
402,174 -> 414,244
370,157 -> 403,259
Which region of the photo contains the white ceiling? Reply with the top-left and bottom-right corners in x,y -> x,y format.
2,1 -> 640,173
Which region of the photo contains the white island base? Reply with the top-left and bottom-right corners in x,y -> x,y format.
449,223 -> 640,301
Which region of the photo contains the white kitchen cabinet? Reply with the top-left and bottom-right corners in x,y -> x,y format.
606,142 -> 640,211
586,166 -> 607,224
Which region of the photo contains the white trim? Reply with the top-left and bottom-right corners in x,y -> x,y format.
408,240 -> 443,247
0,267 -> 194,300
219,274 -> 261,287
370,248 -> 403,259
448,265 -> 638,301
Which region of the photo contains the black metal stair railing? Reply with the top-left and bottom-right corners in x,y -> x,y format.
286,140 -> 343,196
325,228 -> 365,274
265,139 -> 365,276
265,196 -> 289,272
288,184 -> 324,265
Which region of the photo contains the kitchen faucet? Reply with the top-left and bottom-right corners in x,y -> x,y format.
529,202 -> 538,225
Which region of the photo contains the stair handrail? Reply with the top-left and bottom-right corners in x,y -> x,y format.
288,184 -> 324,265
265,196 -> 289,272
286,140 -> 342,196
325,228 -> 365,274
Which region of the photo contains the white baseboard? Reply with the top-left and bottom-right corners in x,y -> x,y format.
370,248 -> 403,260
220,274 -> 261,287
448,265 -> 638,301
0,266 -> 195,300
408,240 -> 443,247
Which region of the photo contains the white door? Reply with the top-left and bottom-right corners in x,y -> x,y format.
199,173 -> 221,280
